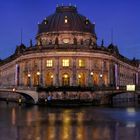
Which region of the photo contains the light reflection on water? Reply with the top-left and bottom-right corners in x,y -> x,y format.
1,102 -> 140,140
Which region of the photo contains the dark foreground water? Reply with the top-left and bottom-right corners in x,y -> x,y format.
1,102 -> 140,140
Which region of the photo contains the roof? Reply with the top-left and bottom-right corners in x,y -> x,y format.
38,6 -> 95,34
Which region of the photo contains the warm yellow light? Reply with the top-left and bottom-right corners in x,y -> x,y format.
90,72 -> 93,76
100,74 -> 103,78
37,71 -> 40,76
78,74 -> 81,78
64,74 -> 68,78
126,85 -> 135,91
13,88 -> 16,92
65,19 -> 68,23
63,38 -> 69,44
62,59 -> 69,67
46,60 -> 53,67
28,74 -> 31,77
64,16 -> 68,23
79,59 -> 85,67
51,75 -> 53,78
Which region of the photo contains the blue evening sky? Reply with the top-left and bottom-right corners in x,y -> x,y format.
0,0 -> 140,59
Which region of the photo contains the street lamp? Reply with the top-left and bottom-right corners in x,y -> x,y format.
90,72 -> 93,76
27,73 -> 31,87
51,75 -> 54,86
99,74 -> 103,78
90,72 -> 94,87
37,71 -> 40,76
28,74 -> 31,77
36,71 -> 41,86
99,74 -> 103,90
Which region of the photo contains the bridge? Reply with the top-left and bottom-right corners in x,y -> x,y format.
0,86 -> 139,105
0,88 -> 38,104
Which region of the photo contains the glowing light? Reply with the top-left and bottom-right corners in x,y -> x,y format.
79,59 -> 85,67
37,71 -> 40,76
63,38 -> 69,44
64,16 -> 68,23
28,74 -> 31,77
62,59 -> 69,67
126,108 -> 136,116
126,85 -> 135,91
12,88 -> 16,92
100,74 -> 103,78
78,74 -> 81,78
46,60 -> 53,67
65,19 -> 68,23
90,72 -> 93,76
64,74 -> 68,78
126,122 -> 136,128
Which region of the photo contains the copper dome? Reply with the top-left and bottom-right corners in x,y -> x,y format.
38,6 -> 95,34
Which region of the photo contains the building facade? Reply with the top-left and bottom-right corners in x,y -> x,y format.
0,6 -> 139,88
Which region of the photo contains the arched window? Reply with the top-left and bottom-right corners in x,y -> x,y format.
45,73 -> 54,86
62,74 -> 70,86
78,73 -> 85,86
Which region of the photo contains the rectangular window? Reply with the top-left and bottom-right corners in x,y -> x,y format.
62,59 -> 69,67
46,60 -> 53,67
79,59 -> 85,67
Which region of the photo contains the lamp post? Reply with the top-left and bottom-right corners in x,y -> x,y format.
51,75 -> 53,86
99,74 -> 103,90
90,72 -> 94,88
27,73 -> 31,87
36,71 -> 40,86
78,74 -> 81,86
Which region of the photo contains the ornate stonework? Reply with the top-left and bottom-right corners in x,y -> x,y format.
0,6 -> 139,88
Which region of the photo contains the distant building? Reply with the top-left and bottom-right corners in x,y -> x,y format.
0,6 -> 139,88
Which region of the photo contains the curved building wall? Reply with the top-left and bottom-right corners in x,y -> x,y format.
0,6 -> 139,88
0,50 -> 138,88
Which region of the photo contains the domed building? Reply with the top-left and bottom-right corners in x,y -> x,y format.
0,6 -> 139,89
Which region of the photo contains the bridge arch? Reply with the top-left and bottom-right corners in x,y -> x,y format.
105,91 -> 136,105
0,89 -> 38,104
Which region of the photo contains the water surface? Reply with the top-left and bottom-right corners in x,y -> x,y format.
0,102 -> 140,140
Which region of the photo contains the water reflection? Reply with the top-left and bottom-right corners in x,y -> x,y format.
1,102 -> 140,140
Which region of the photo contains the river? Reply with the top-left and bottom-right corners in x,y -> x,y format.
0,101 -> 140,140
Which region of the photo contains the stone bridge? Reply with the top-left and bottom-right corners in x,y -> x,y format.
0,87 -> 139,105
0,88 -> 38,104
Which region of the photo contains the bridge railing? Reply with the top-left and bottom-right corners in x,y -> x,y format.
0,86 -> 37,91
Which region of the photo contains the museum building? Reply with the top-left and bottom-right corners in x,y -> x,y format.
0,5 -> 139,88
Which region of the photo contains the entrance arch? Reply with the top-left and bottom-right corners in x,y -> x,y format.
92,73 -> 99,86
62,74 -> 70,86
78,73 -> 86,86
45,72 -> 54,86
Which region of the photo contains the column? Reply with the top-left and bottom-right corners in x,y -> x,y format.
72,57 -> 76,86
55,57 -> 59,86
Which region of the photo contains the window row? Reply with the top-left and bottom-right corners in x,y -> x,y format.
46,59 -> 86,68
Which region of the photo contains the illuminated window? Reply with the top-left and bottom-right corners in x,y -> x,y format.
64,16 -> 68,23
85,18 -> 89,25
62,59 -> 69,67
46,60 -> 53,67
79,59 -> 85,67
63,38 -> 69,44
44,20 -> 48,25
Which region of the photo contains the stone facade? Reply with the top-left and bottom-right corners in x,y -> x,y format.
0,6 -> 139,89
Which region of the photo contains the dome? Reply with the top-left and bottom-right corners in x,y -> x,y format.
38,6 -> 95,35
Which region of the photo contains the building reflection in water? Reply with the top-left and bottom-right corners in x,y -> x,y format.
4,105 -> 140,140
11,107 -> 16,126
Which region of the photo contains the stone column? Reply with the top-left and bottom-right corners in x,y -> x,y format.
72,57 -> 76,86
40,58 -> 43,86
88,58 -> 92,87
55,57 -> 59,86
42,59 -> 45,86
